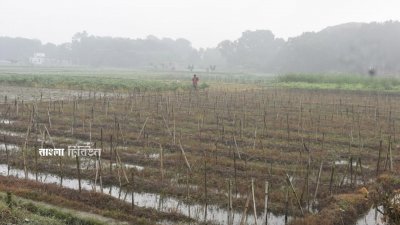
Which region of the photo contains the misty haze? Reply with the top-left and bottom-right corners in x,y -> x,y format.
1,21 -> 400,75
0,1 -> 399,225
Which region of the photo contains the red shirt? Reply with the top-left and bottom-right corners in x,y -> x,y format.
192,77 -> 199,85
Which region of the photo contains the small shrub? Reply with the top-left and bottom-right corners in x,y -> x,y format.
199,83 -> 210,89
6,192 -> 12,209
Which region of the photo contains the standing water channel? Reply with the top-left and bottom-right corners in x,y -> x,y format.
355,207 -> 385,225
0,164 -> 287,225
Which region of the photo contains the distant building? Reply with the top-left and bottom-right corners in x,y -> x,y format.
0,60 -> 12,65
29,53 -> 46,65
28,52 -> 71,66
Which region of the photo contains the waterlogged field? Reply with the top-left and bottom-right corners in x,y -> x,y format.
0,67 -> 399,225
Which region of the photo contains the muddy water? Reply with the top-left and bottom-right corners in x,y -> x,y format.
110,162 -> 144,171
0,130 -> 22,137
356,195 -> 400,225
0,164 -> 288,225
355,207 -> 385,225
335,160 -> 369,169
0,119 -> 15,124
0,143 -> 20,151
148,153 -> 160,159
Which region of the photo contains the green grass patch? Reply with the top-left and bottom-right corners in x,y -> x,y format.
0,192 -> 107,225
276,73 -> 400,91
0,66 -> 280,91
0,73 -> 197,92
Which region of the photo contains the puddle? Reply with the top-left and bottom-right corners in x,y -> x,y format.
0,119 -> 15,124
0,130 -> 24,137
355,194 -> 399,225
335,160 -> 369,169
149,153 -> 160,159
61,158 -> 146,172
355,207 -> 385,225
335,160 -> 357,166
0,143 -> 20,151
111,162 -> 144,171
0,163 -> 288,225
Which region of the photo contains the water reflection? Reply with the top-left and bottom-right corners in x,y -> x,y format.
355,207 -> 385,225
0,164 -> 287,225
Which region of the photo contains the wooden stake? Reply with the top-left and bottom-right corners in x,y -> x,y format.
137,117 -> 149,141
100,128 -> 103,193
285,183 -> 289,224
313,161 -> 323,206
131,171 -> 135,209
22,118 -> 32,180
240,192 -> 251,225
233,135 -> 242,159
251,178 -> 258,225
376,140 -> 382,176
264,181 -> 269,225
159,143 -> 164,182
76,155 -> 81,193
228,179 -> 233,225
179,140 -> 191,172
389,138 -> 393,171
47,108 -> 51,128
109,135 -> 113,174
186,168 -> 191,219
3,135 -> 9,176
204,151 -> 208,223
286,173 -> 304,216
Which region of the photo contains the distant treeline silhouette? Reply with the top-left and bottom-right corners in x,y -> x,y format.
1,21 -> 400,74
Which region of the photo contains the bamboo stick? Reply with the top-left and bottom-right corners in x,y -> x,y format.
252,178 -> 258,225
137,117 -> 149,141
286,173 -> 304,216
264,181 -> 269,225
313,161 -> 323,206
240,192 -> 251,225
179,140 -> 192,172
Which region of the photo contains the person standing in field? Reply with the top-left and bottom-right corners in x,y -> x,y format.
192,74 -> 199,90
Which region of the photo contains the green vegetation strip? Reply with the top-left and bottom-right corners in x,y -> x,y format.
0,192 -> 107,225
277,73 -> 400,91
0,73 -> 197,91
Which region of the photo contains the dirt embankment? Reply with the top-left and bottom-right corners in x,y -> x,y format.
0,175 -> 192,225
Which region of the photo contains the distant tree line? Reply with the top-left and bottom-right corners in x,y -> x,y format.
1,21 -> 400,74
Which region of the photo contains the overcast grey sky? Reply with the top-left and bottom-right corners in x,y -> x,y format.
1,0 -> 399,49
